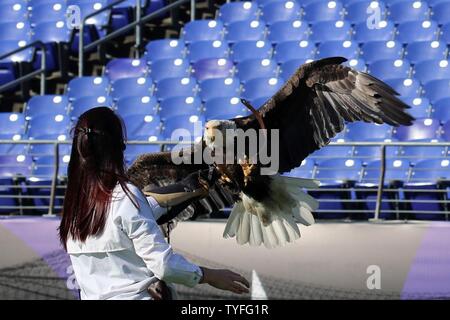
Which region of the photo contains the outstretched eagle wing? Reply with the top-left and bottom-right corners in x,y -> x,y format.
234,57 -> 415,173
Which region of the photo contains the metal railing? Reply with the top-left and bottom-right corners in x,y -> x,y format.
0,41 -> 47,95
0,140 -> 449,221
78,0 -> 195,76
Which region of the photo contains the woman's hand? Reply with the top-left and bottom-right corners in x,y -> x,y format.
199,267 -> 250,295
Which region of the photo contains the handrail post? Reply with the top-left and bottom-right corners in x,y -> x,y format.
46,142 -> 60,216
135,0 -> 142,58
40,44 -> 46,95
371,144 -> 386,222
191,0 -> 195,21
78,23 -> 84,76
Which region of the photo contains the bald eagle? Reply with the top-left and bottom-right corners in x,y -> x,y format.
127,57 -> 414,248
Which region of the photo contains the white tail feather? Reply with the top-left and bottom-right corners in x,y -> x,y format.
223,175 -> 318,248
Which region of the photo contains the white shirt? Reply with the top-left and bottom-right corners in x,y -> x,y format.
66,183 -> 202,300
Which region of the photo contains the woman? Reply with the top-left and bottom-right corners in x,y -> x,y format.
59,107 -> 249,300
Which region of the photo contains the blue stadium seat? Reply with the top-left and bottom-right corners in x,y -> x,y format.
440,22 -> 450,45
28,2 -> 67,26
414,59 -> 450,84
316,40 -> 359,59
396,20 -> 439,44
225,20 -> 266,44
343,58 -> 367,71
67,1 -> 110,28
360,40 -> 403,64
204,97 -> 250,120
393,117 -> 441,141
309,20 -> 352,43
123,114 -> 162,139
274,40 -> 315,64
0,113 -> 27,155
110,77 -> 154,100
191,58 -> 234,81
346,123 -> 393,141
25,95 -> 69,120
354,20 -> 396,43
236,58 -> 278,83
368,59 -> 411,80
105,58 -> 148,82
230,40 -> 272,64
125,134 -> 163,157
149,58 -> 190,83
66,76 -> 110,101
401,97 -> 431,118
404,41 -> 447,64
187,40 -> 229,64
310,145 -> 354,159
0,40 -> 33,63
284,159 -> 316,179
432,98 -> 450,122
182,20 -> 224,44
280,59 -> 309,81
267,20 -> 309,44
385,77 -> 421,98
303,1 -> 344,22
0,22 -> 31,42
443,120 -> 450,141
260,0 -> 301,25
256,0 -> 288,6
155,76 -> 197,102
159,96 -> 202,121
199,77 -> 241,102
360,159 -> 411,186
162,115 -> 205,145
115,96 -> 158,118
388,0 -> 430,23
218,1 -> 259,25
144,39 -> 186,63
69,96 -> 113,119
431,1 -> 450,24
404,158 -> 449,220
398,144 -> 447,161
345,0 -> 387,24
241,77 -> 283,100
27,114 -> 71,155
422,77 -> 450,103
0,2 -> 28,23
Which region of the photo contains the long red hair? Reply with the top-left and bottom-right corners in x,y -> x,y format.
59,107 -> 137,249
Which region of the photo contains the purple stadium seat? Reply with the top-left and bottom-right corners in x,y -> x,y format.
191,58 -> 234,81
393,118 -> 441,141
105,58 -> 148,82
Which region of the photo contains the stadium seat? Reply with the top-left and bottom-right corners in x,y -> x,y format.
236,58 -> 278,83
66,76 -> 110,101
115,96 -> 158,118
284,159 -> 316,179
267,20 -> 309,44
309,20 -> 352,43
110,77 -> 154,100
218,1 -> 259,26
393,118 -> 441,141
0,40 -> 34,64
191,58 -> 234,81
27,114 -> 71,155
158,96 -> 202,121
404,41 -> 447,65
430,1 -> 450,24
345,0 -> 387,24
204,97 -> 250,120
123,114 -> 162,140
368,59 -> 411,80
310,145 -> 354,159
230,40 -> 272,64
149,58 -> 190,83
396,20 -> 439,44
388,0 -> 430,23
28,2 -> 67,26
360,41 -> 403,65
260,0 -> 301,25
162,114 -> 205,147
385,78 -> 421,98
303,1 -> 344,22
187,40 -> 229,64
225,20 -> 266,44
25,95 -> 69,120
423,79 -> 450,103
398,144 -> 447,162
155,77 -> 197,101
343,58 -> 367,71
404,158 -> 449,220
353,20 -> 396,43
199,77 -> 241,102
182,20 -> 224,44
125,135 -> 163,161
0,113 -> 27,155
144,39 -> 186,63
431,98 -> 450,122
401,97 -> 431,118
280,59 -> 309,81
345,123 -> 393,141
69,96 -> 113,119
0,22 -> 31,42
105,59 -> 148,82
361,159 -> 411,185
414,59 -> 450,84
241,77 -> 283,100
440,22 -> 450,45
274,40 -> 315,64
443,120 -> 450,141
316,40 -> 359,59
0,2 -> 28,23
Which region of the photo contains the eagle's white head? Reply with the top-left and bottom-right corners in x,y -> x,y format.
204,120 -> 237,150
